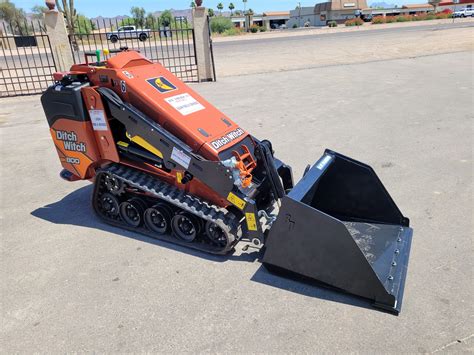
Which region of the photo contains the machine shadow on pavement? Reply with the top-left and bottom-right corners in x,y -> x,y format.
30,185 -> 259,263
31,185 -> 374,313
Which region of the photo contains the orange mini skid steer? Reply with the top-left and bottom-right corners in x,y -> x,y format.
41,49 -> 413,314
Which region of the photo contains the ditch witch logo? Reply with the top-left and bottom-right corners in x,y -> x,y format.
147,76 -> 177,93
56,130 -> 86,152
211,128 -> 245,150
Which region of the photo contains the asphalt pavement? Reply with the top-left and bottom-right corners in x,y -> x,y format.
0,25 -> 473,353
214,20 -> 474,47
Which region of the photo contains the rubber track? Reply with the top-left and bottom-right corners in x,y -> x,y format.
93,163 -> 240,255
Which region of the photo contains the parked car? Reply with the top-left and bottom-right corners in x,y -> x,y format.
453,8 -> 474,17
106,26 -> 152,43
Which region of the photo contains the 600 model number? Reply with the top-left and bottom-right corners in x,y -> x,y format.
211,128 -> 245,150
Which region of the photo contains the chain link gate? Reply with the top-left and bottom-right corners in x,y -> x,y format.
0,19 -> 57,97
68,17 -> 207,83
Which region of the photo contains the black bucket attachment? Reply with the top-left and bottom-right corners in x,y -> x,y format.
262,150 -> 413,314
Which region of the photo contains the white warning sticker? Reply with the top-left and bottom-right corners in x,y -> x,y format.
171,147 -> 191,169
165,93 -> 204,116
89,110 -> 108,131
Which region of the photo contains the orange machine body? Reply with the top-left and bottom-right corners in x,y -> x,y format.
43,51 -> 255,207
73,51 -> 248,160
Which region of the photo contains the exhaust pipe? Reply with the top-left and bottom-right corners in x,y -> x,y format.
262,150 -> 413,314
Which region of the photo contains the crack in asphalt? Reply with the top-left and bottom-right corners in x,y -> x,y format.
432,333 -> 474,353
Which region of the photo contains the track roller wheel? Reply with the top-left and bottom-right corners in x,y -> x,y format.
104,174 -> 124,195
119,198 -> 146,227
99,193 -> 120,216
172,212 -> 201,242
144,203 -> 173,235
205,221 -> 231,249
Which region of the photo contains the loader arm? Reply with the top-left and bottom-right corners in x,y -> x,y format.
98,87 -> 267,243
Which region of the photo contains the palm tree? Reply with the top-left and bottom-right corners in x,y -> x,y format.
208,8 -> 215,17
217,2 -> 223,15
229,2 -> 235,15
190,1 -> 195,8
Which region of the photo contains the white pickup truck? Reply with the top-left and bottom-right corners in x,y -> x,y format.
106,26 -> 152,43
453,8 -> 474,17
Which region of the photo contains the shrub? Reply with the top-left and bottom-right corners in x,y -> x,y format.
345,18 -> 364,26
372,16 -> 386,24
210,16 -> 233,34
259,26 -> 267,32
249,24 -> 259,33
413,13 -> 426,21
396,15 -> 413,22
344,19 -> 354,26
370,11 -> 452,24
435,12 -> 450,19
222,27 -> 243,36
292,24 -> 298,28
328,20 -> 337,27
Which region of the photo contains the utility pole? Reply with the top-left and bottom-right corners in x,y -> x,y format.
453,0 -> 459,22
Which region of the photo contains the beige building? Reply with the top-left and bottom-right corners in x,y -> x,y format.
231,11 -> 290,30
288,0 -> 368,27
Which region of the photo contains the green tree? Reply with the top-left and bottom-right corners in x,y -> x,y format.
31,5 -> 47,20
159,9 -> 173,27
118,18 -> 135,27
75,14 -> 95,35
145,13 -> 157,29
0,1 -> 28,34
217,2 -> 224,14
208,8 -> 215,17
190,1 -> 196,8
247,8 -> 254,15
229,2 -> 235,15
130,6 -> 146,27
56,0 -> 77,35
0,1 -> 22,21
210,16 -> 232,33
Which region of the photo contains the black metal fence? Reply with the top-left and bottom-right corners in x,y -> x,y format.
69,17 -> 202,82
0,19 -> 57,97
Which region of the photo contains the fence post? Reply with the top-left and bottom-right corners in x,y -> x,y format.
192,7 -> 214,82
43,8 -> 74,71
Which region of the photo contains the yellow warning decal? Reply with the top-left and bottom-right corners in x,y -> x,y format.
176,172 -> 183,184
117,141 -> 129,148
146,76 -> 177,94
126,133 -> 163,158
245,212 -> 258,231
227,192 -> 246,210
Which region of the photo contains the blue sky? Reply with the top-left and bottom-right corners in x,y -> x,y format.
14,0 -> 422,17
